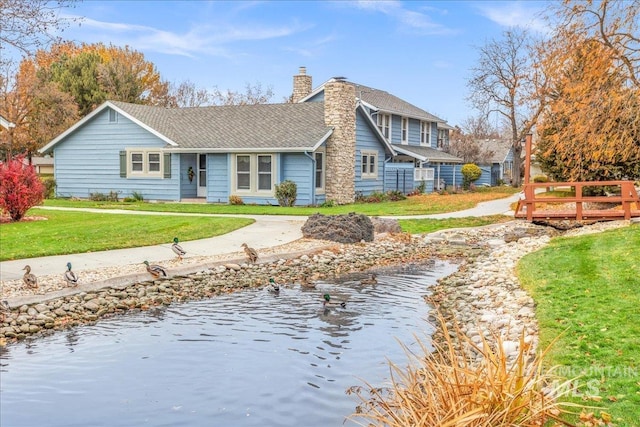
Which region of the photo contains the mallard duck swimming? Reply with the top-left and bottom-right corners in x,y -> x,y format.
64,262 -> 79,286
266,278 -> 280,293
143,260 -> 168,279
171,237 -> 186,260
323,293 -> 346,308
241,243 -> 258,263
22,265 -> 38,289
360,273 -> 378,285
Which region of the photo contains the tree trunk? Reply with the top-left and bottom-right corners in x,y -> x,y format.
512,142 -> 523,187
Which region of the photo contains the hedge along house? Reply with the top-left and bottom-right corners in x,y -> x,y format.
40,67 -> 460,205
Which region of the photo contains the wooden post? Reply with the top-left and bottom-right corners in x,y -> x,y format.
523,134 -> 534,220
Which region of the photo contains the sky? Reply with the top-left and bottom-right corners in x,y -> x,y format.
41,0 -> 548,127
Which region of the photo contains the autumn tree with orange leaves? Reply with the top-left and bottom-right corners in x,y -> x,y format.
536,0 -> 640,183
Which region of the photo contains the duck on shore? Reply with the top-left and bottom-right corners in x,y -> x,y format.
171,237 -> 186,260
143,261 -> 168,279
22,265 -> 38,289
241,243 -> 258,263
64,263 -> 79,287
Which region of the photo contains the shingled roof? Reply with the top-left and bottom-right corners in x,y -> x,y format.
350,83 -> 445,123
43,101 -> 334,153
110,101 -> 333,151
391,144 -> 463,163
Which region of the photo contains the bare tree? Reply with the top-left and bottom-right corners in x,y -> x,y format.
467,29 -> 549,187
168,80 -> 275,108
0,0 -> 79,63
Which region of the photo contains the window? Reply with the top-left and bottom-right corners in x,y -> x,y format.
131,152 -> 143,172
437,129 -> 448,149
315,151 -> 325,191
401,117 -> 408,144
109,109 -> 117,123
236,155 -> 251,190
127,149 -> 162,177
377,113 -> 391,139
257,155 -> 272,191
234,154 -> 275,193
420,121 -> 430,146
148,153 -> 160,172
361,150 -> 378,179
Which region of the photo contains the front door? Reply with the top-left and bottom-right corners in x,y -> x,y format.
197,154 -> 207,197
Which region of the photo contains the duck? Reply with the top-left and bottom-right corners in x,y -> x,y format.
171,237 -> 186,260
22,265 -> 38,289
323,293 -> 346,308
360,273 -> 378,285
241,243 -> 258,263
143,260 -> 168,279
64,262 -> 79,286
266,278 -> 280,293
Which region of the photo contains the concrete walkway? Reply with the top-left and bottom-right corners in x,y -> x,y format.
0,193 -> 520,282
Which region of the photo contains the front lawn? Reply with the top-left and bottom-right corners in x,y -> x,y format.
43,186 -> 520,216
0,209 -> 253,261
518,224 -> 640,426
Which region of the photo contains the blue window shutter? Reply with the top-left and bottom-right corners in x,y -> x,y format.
163,153 -> 171,178
119,151 -> 126,177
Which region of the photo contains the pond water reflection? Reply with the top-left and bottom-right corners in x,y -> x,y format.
0,261 -> 456,427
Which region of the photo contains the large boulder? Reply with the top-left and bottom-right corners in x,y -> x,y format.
302,213 -> 374,243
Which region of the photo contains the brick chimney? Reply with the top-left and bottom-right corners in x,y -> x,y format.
324,79 -> 356,204
292,66 -> 312,103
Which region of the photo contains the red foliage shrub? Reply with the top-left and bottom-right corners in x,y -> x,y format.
0,156 -> 45,221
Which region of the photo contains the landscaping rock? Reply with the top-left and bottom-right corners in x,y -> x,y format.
302,213 -> 374,243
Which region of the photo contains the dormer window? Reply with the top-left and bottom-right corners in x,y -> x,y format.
401,117 -> 408,145
421,121 -> 430,146
377,113 -> 391,139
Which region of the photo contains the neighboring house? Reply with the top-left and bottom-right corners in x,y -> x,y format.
0,114 -> 15,130
474,139 -> 514,186
41,67 -> 461,205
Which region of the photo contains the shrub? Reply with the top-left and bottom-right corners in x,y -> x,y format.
386,190 -> 406,201
320,199 -> 335,208
89,191 -> 119,202
349,312 -> 605,426
274,180 -> 297,207
0,156 -> 45,221
42,177 -> 57,199
416,180 -> 426,194
461,163 -> 482,190
532,174 -> 549,183
131,191 -> 144,202
229,194 -> 244,205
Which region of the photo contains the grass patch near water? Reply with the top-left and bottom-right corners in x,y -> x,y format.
518,224 -> 640,426
0,208 -> 253,261
398,214 -> 513,234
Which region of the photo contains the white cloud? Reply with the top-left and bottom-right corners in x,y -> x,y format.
475,2 -> 549,34
351,0 -> 458,35
66,14 -> 310,58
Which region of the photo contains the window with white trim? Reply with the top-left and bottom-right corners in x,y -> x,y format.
420,121 -> 430,146
401,117 -> 408,144
127,149 -> 163,177
377,113 -> 391,139
234,154 -> 275,194
314,150 -> 325,191
361,150 -> 378,179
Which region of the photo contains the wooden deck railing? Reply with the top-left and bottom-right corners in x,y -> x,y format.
514,180 -> 640,221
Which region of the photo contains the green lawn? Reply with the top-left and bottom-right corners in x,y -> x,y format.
43,186 -> 520,216
0,209 -> 253,261
398,214 -> 513,234
518,224 -> 640,426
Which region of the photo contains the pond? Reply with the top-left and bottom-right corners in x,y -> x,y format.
0,261 -> 456,427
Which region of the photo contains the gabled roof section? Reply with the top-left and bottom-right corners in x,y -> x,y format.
474,139 -> 513,163
357,102 -> 396,156
299,78 -> 447,124
392,144 -> 463,163
42,100 -> 334,153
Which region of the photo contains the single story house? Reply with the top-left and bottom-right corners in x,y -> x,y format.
41,67 -> 462,205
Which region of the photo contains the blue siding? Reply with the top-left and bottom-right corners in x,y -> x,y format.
385,164 -> 415,194
207,154 -> 229,203
52,108 -> 180,201
355,110 -> 386,196
306,92 -> 324,102
281,153 -> 315,206
438,164 -> 493,188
